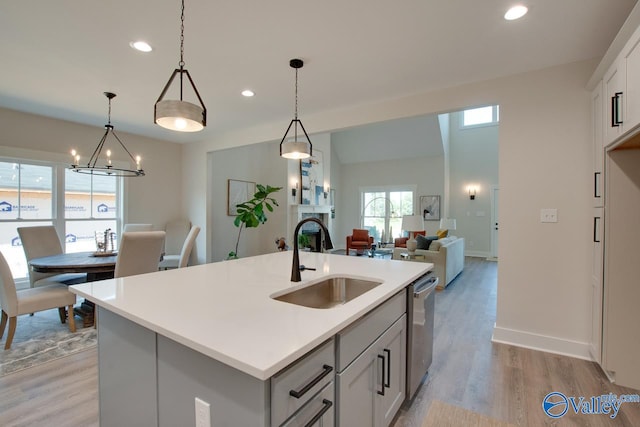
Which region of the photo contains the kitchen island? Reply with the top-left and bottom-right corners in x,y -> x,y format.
70,251 -> 431,427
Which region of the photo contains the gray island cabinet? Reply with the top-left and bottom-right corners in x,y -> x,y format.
71,252 -> 429,426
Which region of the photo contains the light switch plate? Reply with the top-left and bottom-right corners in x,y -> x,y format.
540,208 -> 558,223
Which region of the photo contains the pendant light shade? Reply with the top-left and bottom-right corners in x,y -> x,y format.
154,0 -> 206,132
280,59 -> 312,160
70,92 -> 144,177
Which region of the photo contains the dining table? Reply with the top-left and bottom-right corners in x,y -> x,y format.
29,251 -> 118,326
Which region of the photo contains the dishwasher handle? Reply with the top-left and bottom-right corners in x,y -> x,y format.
414,276 -> 438,297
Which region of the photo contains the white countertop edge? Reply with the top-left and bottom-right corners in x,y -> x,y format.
71,254 -> 432,380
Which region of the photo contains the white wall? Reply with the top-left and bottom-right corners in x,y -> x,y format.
208,140 -> 288,262
184,59 -> 595,360
332,155 -> 445,246
0,107 -> 184,230
449,111 -> 499,257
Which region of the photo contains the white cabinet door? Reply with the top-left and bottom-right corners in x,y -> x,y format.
590,207 -> 604,364
624,29 -> 640,132
592,82 -> 604,207
604,61 -> 626,145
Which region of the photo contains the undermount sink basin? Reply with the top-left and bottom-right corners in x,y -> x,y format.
273,277 -> 382,309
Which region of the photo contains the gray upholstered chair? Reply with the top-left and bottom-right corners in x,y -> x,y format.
122,223 -> 153,232
115,231 -> 166,278
0,250 -> 76,350
17,225 -> 87,287
159,225 -> 200,269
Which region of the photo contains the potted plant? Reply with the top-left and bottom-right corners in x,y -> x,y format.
228,184 -> 282,259
298,233 -> 311,251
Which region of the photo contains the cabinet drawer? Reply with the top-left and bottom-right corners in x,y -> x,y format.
336,291 -> 406,372
271,338 -> 335,427
281,382 -> 334,427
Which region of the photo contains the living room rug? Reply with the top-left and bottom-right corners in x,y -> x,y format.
0,308 -> 97,377
422,400 -> 517,427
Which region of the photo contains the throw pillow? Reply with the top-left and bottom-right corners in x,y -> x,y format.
416,234 -> 436,250
430,240 -> 442,251
436,229 -> 449,239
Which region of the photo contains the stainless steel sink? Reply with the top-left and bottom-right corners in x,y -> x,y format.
273,277 -> 382,309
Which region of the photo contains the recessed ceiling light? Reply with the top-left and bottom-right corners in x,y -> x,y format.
504,5 -> 528,21
129,41 -> 153,52
241,89 -> 255,97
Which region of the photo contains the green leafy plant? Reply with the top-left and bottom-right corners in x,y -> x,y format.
298,233 -> 311,248
228,184 -> 282,259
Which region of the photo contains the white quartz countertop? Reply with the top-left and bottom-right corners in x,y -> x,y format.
70,251 -> 431,380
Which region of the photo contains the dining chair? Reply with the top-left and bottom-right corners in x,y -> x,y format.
0,250 -> 76,350
122,223 -> 153,232
163,218 -> 191,258
158,225 -> 200,269
17,225 -> 87,287
114,231 -> 166,278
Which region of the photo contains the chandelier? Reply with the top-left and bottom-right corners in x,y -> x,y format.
70,92 -> 144,177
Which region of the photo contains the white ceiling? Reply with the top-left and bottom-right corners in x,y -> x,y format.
0,0 -> 636,144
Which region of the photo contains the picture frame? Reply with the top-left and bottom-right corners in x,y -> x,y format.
227,179 -> 256,216
420,195 -> 440,221
300,149 -> 324,205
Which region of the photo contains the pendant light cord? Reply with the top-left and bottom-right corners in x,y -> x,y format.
107,97 -> 112,125
294,67 -> 299,120
179,0 -> 185,68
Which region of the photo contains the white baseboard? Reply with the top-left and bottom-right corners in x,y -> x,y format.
465,250 -> 491,258
492,324 -> 592,361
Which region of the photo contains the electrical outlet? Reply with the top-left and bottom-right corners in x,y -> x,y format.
540,208 -> 558,223
195,397 -> 211,427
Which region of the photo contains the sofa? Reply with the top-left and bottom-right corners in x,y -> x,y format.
392,236 -> 465,289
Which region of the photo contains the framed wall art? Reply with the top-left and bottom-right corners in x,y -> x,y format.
420,195 -> 440,221
227,179 -> 255,216
299,149 -> 324,205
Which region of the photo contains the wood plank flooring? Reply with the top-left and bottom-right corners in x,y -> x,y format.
393,257 -> 640,427
0,257 -> 638,426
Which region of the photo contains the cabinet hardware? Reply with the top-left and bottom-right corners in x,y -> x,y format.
304,399 -> 333,427
612,92 -> 623,127
383,348 -> 391,388
594,172 -> 601,198
289,364 -> 333,399
377,354 -> 386,396
594,217 -> 601,243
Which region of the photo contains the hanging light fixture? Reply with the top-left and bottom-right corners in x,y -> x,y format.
70,92 -> 144,177
280,58 -> 312,159
154,0 -> 206,132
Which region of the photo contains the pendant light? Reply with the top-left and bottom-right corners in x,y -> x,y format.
70,92 -> 144,177
280,59 -> 313,159
154,0 -> 206,132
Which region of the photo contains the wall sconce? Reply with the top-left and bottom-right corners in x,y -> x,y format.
323,186 -> 329,199
292,181 -> 298,199
468,186 -> 477,200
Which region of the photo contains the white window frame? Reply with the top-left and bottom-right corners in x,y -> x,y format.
460,105 -> 500,129
0,156 -> 123,283
360,185 -> 417,241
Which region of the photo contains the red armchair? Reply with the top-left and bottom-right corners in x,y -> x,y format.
346,229 -> 374,255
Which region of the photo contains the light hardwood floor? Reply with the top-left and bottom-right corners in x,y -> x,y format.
0,257 -> 638,426
393,257 -> 640,427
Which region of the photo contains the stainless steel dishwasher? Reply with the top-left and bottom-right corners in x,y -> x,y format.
406,271 -> 438,400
